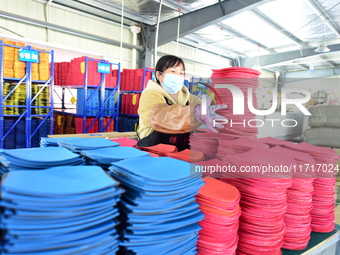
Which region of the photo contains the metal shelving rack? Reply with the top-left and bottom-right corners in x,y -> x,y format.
119,67 -> 153,118
54,57 -> 120,133
0,41 -> 54,148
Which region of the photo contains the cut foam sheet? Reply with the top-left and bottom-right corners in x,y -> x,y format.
197,178 -> 240,255
283,142 -> 338,159
226,146 -> 296,167
252,136 -> 294,147
4,221 -> 117,243
0,147 -> 83,169
2,206 -> 116,226
109,157 -> 203,254
1,166 -> 122,255
268,146 -> 314,249
166,149 -> 205,162
58,137 -> 120,151
110,167 -> 202,191
111,157 -> 201,183
40,137 -> 84,147
1,166 -> 119,196
80,146 -> 150,165
110,137 -> 137,147
136,143 -> 178,155
2,186 -> 122,203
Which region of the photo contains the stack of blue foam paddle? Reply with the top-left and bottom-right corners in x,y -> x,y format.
0,165 -> 123,254
80,146 -> 151,169
40,137 -> 82,147
109,157 -> 204,254
0,147 -> 85,171
58,138 -> 120,152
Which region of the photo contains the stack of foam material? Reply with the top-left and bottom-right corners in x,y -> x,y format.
0,39 -> 15,78
221,147 -> 295,255
166,149 -> 205,163
0,166 -> 123,255
269,146 -> 316,250
210,67 -> 261,137
217,137 -> 269,161
109,157 -> 204,254
283,142 -> 338,233
80,146 -> 150,169
13,42 -> 26,79
196,178 -> 241,255
0,147 -> 85,171
189,131 -> 225,160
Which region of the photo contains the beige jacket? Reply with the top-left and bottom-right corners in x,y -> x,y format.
137,80 -> 202,139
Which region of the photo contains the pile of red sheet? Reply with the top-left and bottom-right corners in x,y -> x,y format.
269,146 -> 316,250
221,147 -> 294,255
190,130 -> 235,160
283,142 -> 338,233
137,144 -> 204,162
210,67 -> 261,137
217,137 -> 269,161
196,178 -> 241,255
110,137 -> 137,147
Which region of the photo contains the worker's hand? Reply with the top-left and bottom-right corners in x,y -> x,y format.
194,96 -> 228,133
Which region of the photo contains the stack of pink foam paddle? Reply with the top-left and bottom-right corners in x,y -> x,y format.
217,137 -> 269,161
221,147 -> 295,255
283,142 -> 338,233
269,146 -> 316,250
196,178 -> 241,255
210,67 -> 261,137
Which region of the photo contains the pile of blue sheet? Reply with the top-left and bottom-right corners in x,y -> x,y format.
109,157 -> 204,255
0,147 -> 84,174
80,146 -> 151,168
58,138 -> 120,152
40,137 -> 81,147
0,165 -> 123,255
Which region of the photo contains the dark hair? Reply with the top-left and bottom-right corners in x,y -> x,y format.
155,55 -> 185,84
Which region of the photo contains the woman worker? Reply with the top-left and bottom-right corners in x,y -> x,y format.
136,55 -> 226,151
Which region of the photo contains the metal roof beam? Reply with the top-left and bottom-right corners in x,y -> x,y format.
178,37 -> 233,60
0,10 -> 143,51
186,34 -> 245,57
243,43 -> 340,68
217,24 -> 275,53
250,9 -> 310,48
304,0 -> 340,37
156,0 -> 275,46
285,67 -> 340,79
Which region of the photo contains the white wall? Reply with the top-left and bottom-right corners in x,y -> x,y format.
1,0 -> 239,75
0,0 -> 133,68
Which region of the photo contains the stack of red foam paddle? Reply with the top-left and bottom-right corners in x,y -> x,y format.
221,147 -> 295,255
210,67 -> 261,137
190,130 -> 236,160
217,137 -> 269,161
283,142 -> 338,233
269,146 -> 316,250
166,149 -> 205,162
196,178 -> 241,255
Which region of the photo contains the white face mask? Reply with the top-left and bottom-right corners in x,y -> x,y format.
161,73 -> 184,94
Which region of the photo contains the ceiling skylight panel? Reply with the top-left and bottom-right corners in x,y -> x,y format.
221,11 -> 299,48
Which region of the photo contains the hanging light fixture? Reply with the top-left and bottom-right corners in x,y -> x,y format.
315,22 -> 330,53
252,45 -> 262,70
